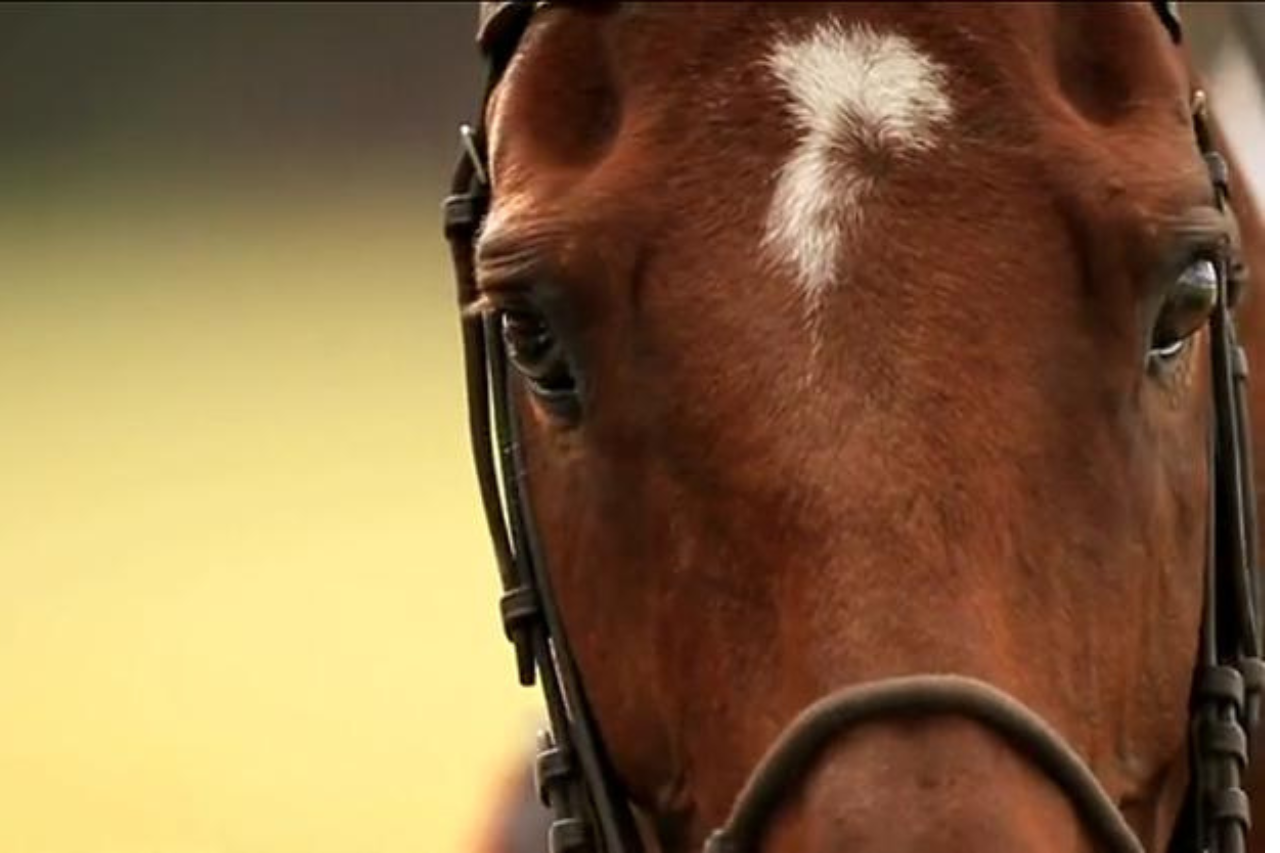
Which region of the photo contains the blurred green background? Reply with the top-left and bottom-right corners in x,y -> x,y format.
0,4 -> 1261,853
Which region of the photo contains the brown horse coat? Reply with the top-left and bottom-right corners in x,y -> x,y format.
472,4 -> 1264,851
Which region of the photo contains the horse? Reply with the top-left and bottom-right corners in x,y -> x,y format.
443,3 -> 1264,853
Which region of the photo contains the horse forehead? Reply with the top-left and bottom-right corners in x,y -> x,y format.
767,20 -> 952,138
760,18 -> 954,315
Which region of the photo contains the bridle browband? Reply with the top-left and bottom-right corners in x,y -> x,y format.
441,3 -> 1264,853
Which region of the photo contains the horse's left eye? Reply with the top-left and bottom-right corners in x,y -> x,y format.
500,308 -> 581,421
1150,257 -> 1219,362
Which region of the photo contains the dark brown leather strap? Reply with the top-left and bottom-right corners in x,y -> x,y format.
479,1 -> 540,55
702,675 -> 1144,853
1152,0 -> 1182,42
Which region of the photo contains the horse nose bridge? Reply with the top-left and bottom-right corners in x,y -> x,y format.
759,714 -> 1094,853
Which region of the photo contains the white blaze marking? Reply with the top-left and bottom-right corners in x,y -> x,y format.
764,20 -> 953,318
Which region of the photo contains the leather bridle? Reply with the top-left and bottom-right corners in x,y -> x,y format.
441,3 -> 1264,852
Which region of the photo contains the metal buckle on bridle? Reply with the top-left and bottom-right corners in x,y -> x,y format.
459,123 -> 490,186
442,125 -> 490,245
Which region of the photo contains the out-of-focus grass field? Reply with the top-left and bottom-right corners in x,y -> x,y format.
0,164 -> 541,852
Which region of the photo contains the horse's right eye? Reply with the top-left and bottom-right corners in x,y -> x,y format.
1149,257 -> 1219,364
500,308 -> 581,422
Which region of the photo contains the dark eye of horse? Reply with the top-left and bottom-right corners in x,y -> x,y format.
500,308 -> 581,421
1150,257 -> 1219,363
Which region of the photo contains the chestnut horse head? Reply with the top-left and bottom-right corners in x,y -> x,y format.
444,4 -> 1264,853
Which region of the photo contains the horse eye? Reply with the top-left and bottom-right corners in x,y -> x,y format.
500,308 -> 581,421
1150,257 -> 1219,362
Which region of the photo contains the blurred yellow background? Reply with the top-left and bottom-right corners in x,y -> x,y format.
0,177 -> 542,853
0,4 -> 1260,853
0,5 -> 541,853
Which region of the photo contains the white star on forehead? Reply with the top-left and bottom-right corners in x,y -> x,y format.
762,20 -> 953,322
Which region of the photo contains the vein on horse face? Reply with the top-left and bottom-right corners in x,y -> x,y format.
762,19 -> 953,325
